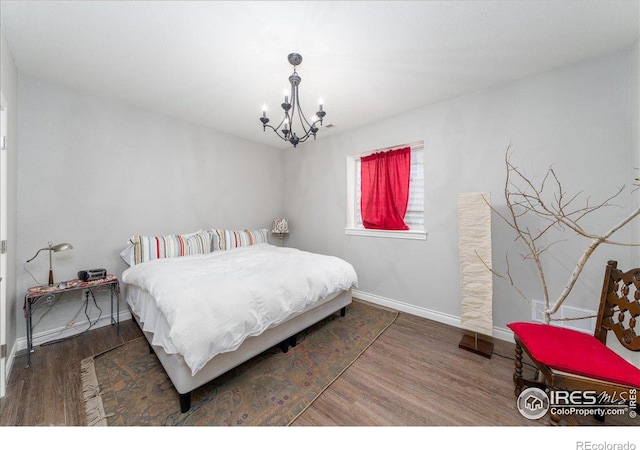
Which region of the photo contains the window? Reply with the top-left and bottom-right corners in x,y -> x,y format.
346,141 -> 426,240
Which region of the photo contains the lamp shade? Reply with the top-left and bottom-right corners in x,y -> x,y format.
271,219 -> 289,234
458,193 -> 493,337
52,242 -> 73,252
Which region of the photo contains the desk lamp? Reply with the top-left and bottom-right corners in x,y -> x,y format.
26,241 -> 73,286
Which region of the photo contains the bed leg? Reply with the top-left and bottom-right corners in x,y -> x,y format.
179,393 -> 191,413
340,306 -> 347,317
280,340 -> 290,353
288,335 -> 297,348
148,343 -> 155,355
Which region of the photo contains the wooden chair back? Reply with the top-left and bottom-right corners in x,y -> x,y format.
595,260 -> 640,351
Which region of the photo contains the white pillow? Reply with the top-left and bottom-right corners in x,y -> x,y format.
120,242 -> 135,266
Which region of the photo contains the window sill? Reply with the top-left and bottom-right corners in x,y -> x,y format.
344,228 -> 427,240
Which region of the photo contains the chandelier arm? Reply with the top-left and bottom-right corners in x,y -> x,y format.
262,123 -> 289,142
295,88 -> 316,134
274,114 -> 289,133
294,107 -> 316,144
288,84 -> 297,136
266,111 -> 290,133
299,118 -> 315,136
297,131 -> 315,144
295,95 -> 312,137
294,85 -> 321,142
290,78 -> 312,141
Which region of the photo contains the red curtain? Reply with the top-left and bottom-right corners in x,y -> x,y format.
360,147 -> 411,230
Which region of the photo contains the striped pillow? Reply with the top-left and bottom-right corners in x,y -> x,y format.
211,229 -> 268,251
132,230 -> 212,265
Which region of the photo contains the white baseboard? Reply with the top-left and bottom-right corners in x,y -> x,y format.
1,340 -> 18,398
14,309 -> 132,354
352,289 -> 514,343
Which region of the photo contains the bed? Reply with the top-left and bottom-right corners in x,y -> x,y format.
121,234 -> 358,413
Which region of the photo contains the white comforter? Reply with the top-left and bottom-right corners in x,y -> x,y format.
122,243 -> 358,375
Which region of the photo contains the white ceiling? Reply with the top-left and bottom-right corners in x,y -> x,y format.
1,1 -> 639,149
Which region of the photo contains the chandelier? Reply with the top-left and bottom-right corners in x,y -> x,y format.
260,53 -> 326,148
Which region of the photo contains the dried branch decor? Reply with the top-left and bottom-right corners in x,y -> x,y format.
483,145 -> 640,324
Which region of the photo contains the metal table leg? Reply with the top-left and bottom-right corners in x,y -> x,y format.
110,282 -> 120,335
25,297 -> 32,368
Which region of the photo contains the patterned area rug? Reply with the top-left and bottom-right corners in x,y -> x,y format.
81,300 -> 397,426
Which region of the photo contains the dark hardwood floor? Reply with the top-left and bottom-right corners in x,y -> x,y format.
1,306 -> 635,427
0,319 -> 144,426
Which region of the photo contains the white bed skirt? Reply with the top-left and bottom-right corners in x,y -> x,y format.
128,288 -> 353,395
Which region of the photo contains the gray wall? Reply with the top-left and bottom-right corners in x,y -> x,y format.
1,26 -> 19,372
15,76 -> 284,337
283,50 -> 637,337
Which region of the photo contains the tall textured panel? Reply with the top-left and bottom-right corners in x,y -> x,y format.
458,192 -> 493,336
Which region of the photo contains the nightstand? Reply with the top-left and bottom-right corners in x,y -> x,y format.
23,275 -> 120,367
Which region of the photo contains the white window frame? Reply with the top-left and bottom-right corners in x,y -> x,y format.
345,141 -> 427,240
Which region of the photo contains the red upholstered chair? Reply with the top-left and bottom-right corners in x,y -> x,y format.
508,260 -> 640,424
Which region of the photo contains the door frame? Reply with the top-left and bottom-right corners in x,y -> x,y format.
1,91 -> 8,398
